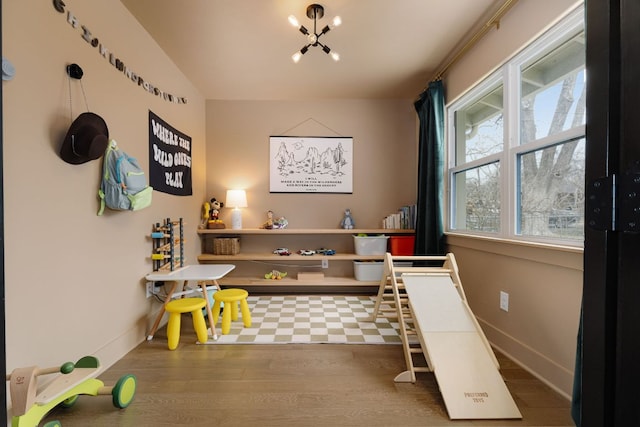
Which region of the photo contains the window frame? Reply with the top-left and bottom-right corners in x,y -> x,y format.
445,6 -> 585,246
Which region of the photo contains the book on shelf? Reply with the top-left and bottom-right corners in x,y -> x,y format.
382,204 -> 416,229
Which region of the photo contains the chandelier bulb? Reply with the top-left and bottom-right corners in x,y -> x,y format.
289,5 -> 342,62
288,15 -> 300,28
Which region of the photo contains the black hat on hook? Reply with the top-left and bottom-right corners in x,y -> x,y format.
59,112 -> 109,164
61,63 -> 107,164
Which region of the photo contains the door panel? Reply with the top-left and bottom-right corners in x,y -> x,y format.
582,0 -> 640,425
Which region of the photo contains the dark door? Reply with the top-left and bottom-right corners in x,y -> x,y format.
1,2 -> 6,423
582,0 -> 640,424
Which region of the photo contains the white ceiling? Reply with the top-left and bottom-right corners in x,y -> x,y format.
120,0 -> 502,101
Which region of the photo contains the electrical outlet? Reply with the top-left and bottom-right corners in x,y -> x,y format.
500,291 -> 509,312
322,259 -> 329,269
146,282 -> 154,298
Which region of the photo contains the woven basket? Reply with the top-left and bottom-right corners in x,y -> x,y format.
213,237 -> 240,255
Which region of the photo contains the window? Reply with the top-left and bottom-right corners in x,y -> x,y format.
447,7 -> 585,244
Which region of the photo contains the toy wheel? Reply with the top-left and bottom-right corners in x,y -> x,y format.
43,421 -> 62,427
112,374 -> 136,408
60,394 -> 79,408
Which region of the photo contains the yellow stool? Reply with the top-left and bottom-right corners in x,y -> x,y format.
165,298 -> 208,350
212,289 -> 252,334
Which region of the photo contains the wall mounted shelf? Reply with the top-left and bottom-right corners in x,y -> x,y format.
197,228 -> 415,290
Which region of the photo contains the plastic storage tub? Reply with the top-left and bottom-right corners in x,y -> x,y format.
353,261 -> 384,281
353,235 -> 389,255
389,236 -> 415,255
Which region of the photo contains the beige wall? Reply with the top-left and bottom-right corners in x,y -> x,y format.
443,0 -> 584,398
2,0 -> 205,386
205,99 -> 418,230
446,0 -> 583,102
204,99 -> 418,280
447,237 -> 582,398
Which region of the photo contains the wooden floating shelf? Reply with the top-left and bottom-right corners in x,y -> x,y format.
217,276 -> 379,287
197,228 -> 413,289
197,228 -> 414,235
198,253 -> 385,262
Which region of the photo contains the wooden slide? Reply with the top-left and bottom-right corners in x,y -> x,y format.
369,253 -> 522,420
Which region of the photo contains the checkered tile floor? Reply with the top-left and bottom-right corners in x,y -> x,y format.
210,295 -> 402,344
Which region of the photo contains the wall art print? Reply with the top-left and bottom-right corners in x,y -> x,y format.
270,136 -> 353,193
149,110 -> 192,196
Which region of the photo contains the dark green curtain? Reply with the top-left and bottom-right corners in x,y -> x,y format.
414,80 -> 445,255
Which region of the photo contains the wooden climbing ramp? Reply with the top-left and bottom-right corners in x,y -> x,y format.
369,253 -> 522,420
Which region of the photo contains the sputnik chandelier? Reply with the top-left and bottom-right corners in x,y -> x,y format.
288,4 -> 342,63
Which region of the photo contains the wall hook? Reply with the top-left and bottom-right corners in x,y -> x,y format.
66,63 -> 83,80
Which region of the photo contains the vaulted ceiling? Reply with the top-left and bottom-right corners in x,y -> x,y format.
121,0 -> 503,100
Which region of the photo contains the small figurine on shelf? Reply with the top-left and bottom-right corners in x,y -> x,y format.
262,210 -> 274,229
200,202 -> 210,228
207,198 -> 226,229
340,208 -> 355,229
210,198 -> 223,220
273,216 -> 288,229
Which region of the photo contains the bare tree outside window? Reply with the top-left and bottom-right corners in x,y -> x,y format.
448,25 -> 585,243
452,83 -> 503,233
519,34 -> 586,240
454,163 -> 500,232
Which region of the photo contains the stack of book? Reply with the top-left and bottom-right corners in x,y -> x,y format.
382,204 -> 416,229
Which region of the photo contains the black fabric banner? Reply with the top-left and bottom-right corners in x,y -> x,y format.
148,110 -> 192,196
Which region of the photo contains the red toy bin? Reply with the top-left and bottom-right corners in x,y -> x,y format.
389,235 -> 415,255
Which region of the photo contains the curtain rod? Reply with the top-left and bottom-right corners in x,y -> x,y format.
429,0 -> 520,83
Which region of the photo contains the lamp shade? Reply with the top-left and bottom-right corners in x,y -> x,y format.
226,190 -> 247,208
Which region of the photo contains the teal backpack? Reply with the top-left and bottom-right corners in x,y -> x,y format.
98,140 -> 152,215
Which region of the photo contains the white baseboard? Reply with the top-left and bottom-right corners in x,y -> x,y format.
478,316 -> 574,400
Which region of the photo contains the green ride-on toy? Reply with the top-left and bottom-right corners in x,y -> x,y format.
6,356 -> 136,427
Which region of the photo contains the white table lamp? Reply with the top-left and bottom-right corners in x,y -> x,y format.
226,190 -> 248,229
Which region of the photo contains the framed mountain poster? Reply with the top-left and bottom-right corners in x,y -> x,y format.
269,136 -> 353,193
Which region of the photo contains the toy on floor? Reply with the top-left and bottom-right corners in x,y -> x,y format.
6,356 -> 136,427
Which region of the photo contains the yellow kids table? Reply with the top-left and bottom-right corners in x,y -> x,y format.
145,264 -> 235,342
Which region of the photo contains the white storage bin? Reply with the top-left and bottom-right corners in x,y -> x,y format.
353,235 -> 389,255
353,261 -> 384,281
393,261 -> 413,277
393,261 -> 413,268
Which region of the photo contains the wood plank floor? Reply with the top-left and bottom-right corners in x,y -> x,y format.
42,326 -> 574,426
